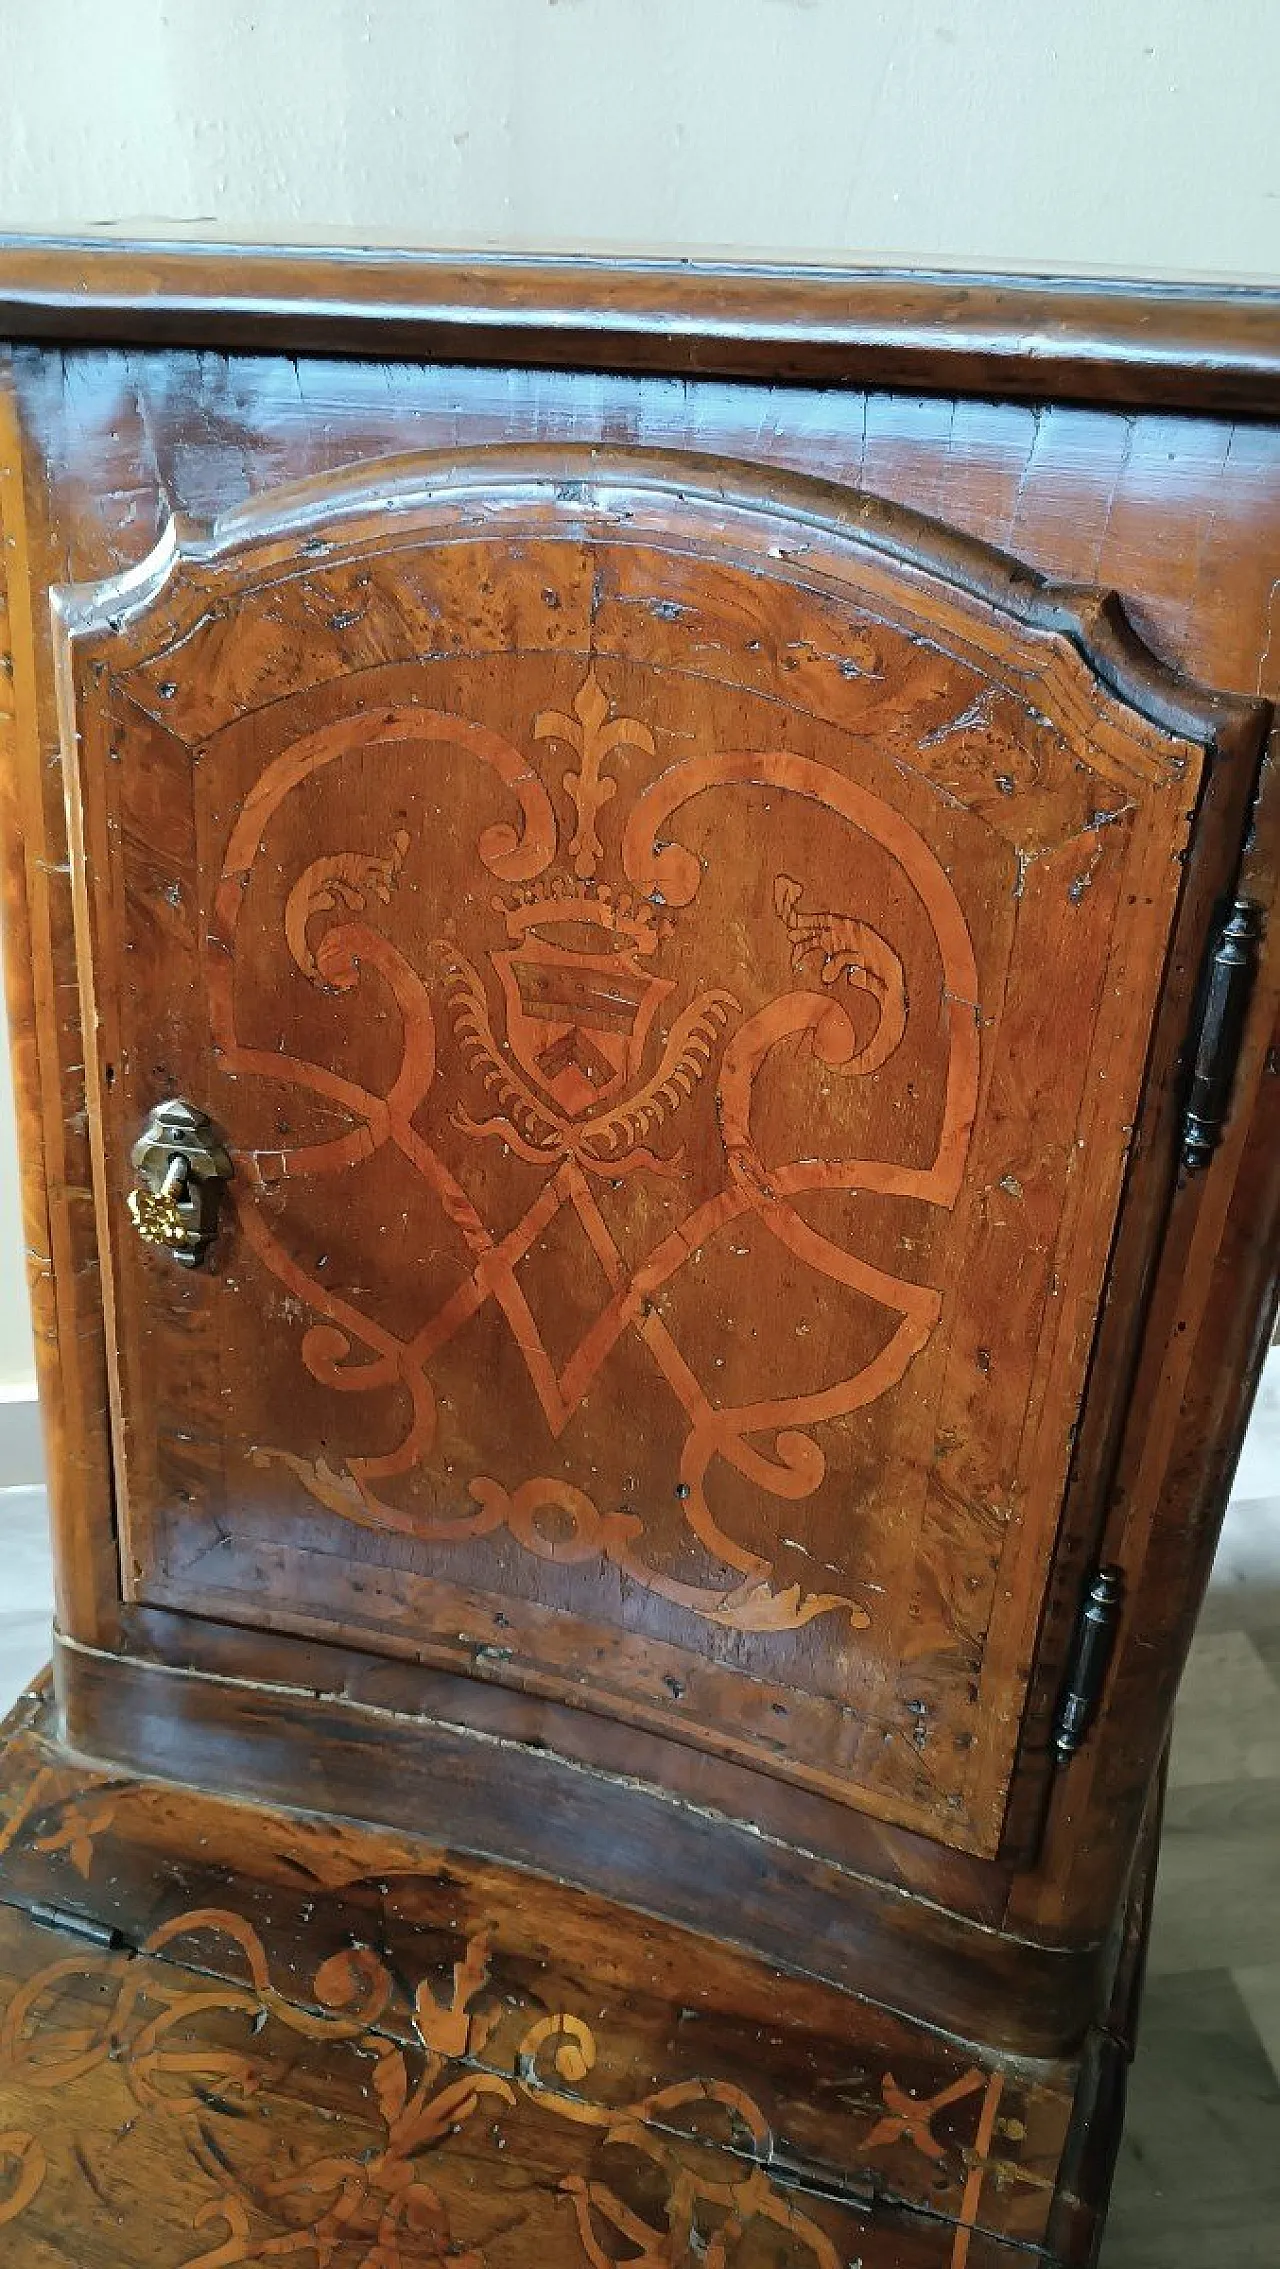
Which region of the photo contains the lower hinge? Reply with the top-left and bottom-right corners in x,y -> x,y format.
1181,897 -> 1264,1172
765,2147 -> 879,2215
1053,1566 -> 1124,1766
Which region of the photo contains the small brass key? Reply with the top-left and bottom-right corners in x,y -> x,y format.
126,1099 -> 232,1269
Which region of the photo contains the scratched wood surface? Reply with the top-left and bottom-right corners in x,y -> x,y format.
0,1682 -> 1093,2268
1,240 -> 1279,414
55,441 -> 1243,1863
0,331 -> 1277,2234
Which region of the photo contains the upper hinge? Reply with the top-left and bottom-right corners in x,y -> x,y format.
1181,897 -> 1264,1172
1053,1565 -> 1124,1766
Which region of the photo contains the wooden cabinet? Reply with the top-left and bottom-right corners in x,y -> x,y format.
60,446 -> 1261,1862
0,245 -> 1278,2266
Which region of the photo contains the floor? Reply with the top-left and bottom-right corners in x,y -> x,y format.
1105,1351 -> 1280,2267
1,1358 -> 1277,2266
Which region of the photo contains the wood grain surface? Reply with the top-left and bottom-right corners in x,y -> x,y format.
0,316 -> 1277,2260
52,445 -> 1238,1863
0,238 -> 1278,413
0,1682 -> 1111,2268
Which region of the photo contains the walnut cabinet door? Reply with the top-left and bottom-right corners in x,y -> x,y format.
56,447 -> 1254,1859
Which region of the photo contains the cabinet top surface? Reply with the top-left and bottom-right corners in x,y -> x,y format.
1,234 -> 1279,413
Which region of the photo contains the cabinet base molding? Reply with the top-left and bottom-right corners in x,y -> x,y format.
52,1626 -> 1104,2065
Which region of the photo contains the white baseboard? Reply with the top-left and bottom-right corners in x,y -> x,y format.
0,1386 -> 44,1489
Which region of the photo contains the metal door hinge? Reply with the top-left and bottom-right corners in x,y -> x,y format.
27,1900 -> 128,1949
1181,898 -> 1263,1172
764,2147 -> 879,2216
1053,1566 -> 1123,1766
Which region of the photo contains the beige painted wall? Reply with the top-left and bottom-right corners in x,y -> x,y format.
0,0 -> 1276,1390
0,0 -> 1276,273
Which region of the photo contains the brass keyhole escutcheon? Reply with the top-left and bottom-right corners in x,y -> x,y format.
126,1099 -> 232,1269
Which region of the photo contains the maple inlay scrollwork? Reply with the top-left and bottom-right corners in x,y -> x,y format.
0,1897 -> 1023,2267
0,1909 -> 841,2268
773,872 -> 908,1066
0,2129 -> 46,2230
284,830 -> 410,986
212,669 -> 978,1637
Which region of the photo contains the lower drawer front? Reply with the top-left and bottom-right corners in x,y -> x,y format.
0,1682 -> 1109,2267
